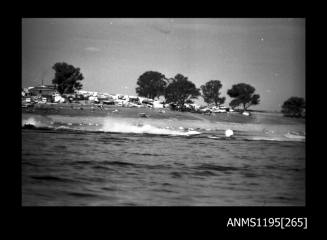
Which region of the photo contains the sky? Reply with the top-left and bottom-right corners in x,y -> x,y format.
22,18 -> 305,111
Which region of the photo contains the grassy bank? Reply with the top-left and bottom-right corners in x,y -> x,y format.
22,103 -> 305,125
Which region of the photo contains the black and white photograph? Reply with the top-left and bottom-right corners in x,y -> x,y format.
22,18 -> 305,206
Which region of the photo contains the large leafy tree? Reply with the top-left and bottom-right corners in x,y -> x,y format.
136,71 -> 167,99
164,74 -> 200,110
201,80 -> 226,107
227,83 -> 260,111
52,62 -> 84,94
281,97 -> 305,118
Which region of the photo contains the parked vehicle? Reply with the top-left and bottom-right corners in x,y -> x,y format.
211,106 -> 226,113
199,107 -> 212,113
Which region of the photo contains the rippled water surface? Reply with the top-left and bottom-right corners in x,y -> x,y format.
22,126 -> 305,206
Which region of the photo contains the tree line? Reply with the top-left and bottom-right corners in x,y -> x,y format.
136,70 -> 260,112
50,62 -> 305,118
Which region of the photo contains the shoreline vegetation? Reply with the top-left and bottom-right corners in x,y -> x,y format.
22,103 -> 305,125
22,63 -> 305,121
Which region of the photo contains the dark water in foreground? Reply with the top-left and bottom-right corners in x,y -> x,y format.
22,127 -> 305,206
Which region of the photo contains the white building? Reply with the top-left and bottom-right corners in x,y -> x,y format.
153,100 -> 164,108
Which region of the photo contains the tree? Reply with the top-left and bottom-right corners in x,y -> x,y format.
227,83 -> 260,111
136,71 -> 167,99
281,97 -> 305,118
201,80 -> 226,107
164,74 -> 200,110
52,62 -> 84,95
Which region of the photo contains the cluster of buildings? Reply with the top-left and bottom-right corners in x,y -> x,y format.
22,85 -> 60,104
21,85 -> 169,109
197,105 -> 234,113
22,85 -> 234,113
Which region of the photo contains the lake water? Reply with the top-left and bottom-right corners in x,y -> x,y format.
22,113 -> 305,206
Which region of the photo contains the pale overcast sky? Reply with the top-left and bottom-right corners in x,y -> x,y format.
22,18 -> 305,111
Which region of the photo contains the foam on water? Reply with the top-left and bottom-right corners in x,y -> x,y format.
100,119 -> 201,136
21,114 -> 305,141
22,117 -> 50,128
22,114 -> 201,136
22,117 -> 38,126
